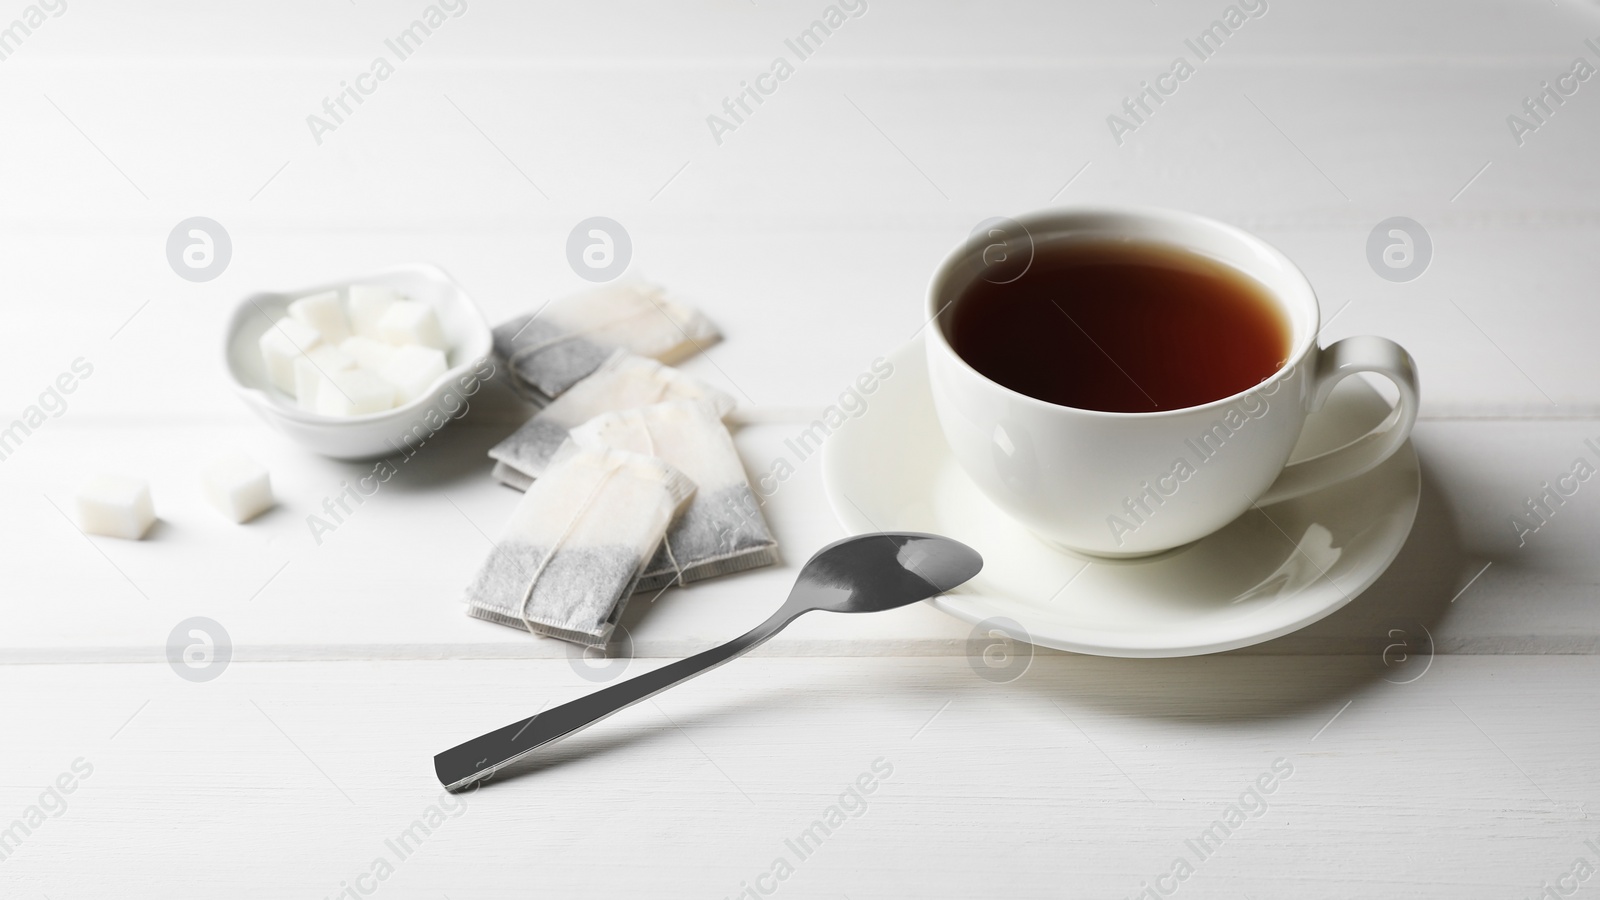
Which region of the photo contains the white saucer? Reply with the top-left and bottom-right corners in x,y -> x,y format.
820,337 -> 1420,658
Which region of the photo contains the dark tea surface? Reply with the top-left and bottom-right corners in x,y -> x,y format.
948,240 -> 1291,412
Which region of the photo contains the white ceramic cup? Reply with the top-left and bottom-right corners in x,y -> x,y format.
926,207 -> 1420,558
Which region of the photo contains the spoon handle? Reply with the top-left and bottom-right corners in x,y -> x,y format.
434,614 -> 789,791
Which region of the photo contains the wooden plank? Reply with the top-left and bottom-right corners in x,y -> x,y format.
0,655 -> 1592,896
5,0 -> 1590,64
2,57 -> 1598,413
0,411 -> 1596,659
1,217 -> 1598,420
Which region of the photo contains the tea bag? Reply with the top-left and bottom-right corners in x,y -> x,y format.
463,444 -> 695,646
488,353 -> 734,490
569,400 -> 779,593
492,281 -> 721,402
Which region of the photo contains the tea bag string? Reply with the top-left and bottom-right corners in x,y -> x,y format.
506,304 -> 661,367
636,413 -> 686,589
515,463 -> 620,635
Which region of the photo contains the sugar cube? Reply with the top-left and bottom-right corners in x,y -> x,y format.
288,290 -> 353,344
202,453 -> 274,523
76,474 -> 156,540
377,345 -> 448,405
315,369 -> 397,417
348,285 -> 401,339
339,336 -> 397,371
377,300 -> 446,349
258,317 -> 322,395
293,345 -> 356,411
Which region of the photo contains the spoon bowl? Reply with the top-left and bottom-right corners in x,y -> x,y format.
784,532 -> 985,615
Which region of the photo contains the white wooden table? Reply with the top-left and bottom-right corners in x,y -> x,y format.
3,2 -> 1598,896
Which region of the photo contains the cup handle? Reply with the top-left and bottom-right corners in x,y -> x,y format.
1256,335 -> 1420,506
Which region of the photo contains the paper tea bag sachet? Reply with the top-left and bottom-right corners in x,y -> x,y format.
487,353 -> 735,490
492,281 -> 721,402
568,400 -> 779,593
463,444 -> 695,646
